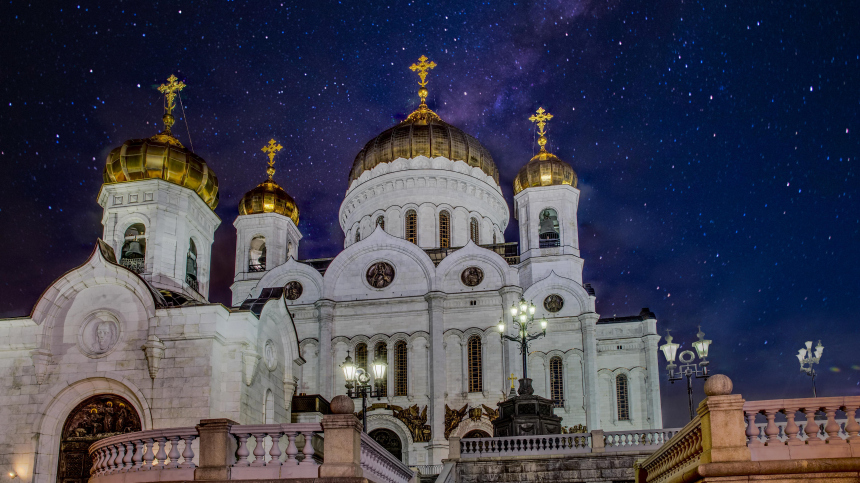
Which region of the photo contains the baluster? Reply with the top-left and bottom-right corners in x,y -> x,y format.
745,411 -> 763,447
142,438 -> 155,470
803,408 -> 822,445
167,435 -> 182,467
250,433 -> 267,466
106,444 -> 118,474
844,404 -> 860,443
824,407 -> 846,444
154,437 -> 168,467
92,447 -> 105,476
131,439 -> 145,470
234,433 -> 251,466
180,435 -> 196,468
268,431 -> 283,466
284,431 -> 299,464
763,409 -> 781,445
783,408 -> 802,445
122,441 -> 134,470
299,430 -> 316,466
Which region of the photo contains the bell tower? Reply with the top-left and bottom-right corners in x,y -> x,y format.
231,139 -> 302,306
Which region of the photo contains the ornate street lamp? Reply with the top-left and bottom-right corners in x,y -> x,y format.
659,327 -> 712,420
498,298 -> 548,391
797,340 -> 823,397
340,351 -> 387,432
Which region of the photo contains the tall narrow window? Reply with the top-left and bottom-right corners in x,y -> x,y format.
249,235 -> 266,272
616,374 -> 630,421
355,343 -> 368,373
405,210 -> 418,245
538,208 -> 561,248
120,224 -> 146,273
374,342 -> 388,397
354,228 -> 361,243
550,356 -> 564,408
394,340 -> 408,396
468,335 -> 482,392
186,239 -> 198,291
376,216 -> 385,231
492,231 -> 497,245
264,389 -> 274,424
438,210 -> 450,248
469,218 -> 480,245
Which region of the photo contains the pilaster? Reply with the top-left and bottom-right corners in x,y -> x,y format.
581,313 -> 601,430
498,286 -> 523,390
644,333 -> 663,428
425,291 -> 448,463
316,299 -> 336,400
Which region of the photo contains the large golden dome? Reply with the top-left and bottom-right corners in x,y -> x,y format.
238,179 -> 299,225
103,137 -> 220,209
349,108 -> 499,186
512,151 -> 577,195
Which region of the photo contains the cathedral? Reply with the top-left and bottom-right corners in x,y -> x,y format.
0,59 -> 663,482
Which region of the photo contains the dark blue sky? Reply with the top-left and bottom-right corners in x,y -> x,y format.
1,0 -> 857,427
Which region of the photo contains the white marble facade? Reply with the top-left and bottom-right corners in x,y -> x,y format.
0,149 -> 663,481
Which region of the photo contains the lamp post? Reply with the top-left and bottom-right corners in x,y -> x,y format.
659,327 -> 712,421
797,340 -> 823,397
497,298 -> 548,388
340,351 -> 387,432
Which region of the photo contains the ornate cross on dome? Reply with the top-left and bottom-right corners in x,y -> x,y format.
508,373 -> 518,389
261,139 -> 283,180
409,55 -> 437,106
157,75 -> 186,137
529,107 -> 554,152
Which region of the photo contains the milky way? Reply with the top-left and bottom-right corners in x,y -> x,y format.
1,0 -> 857,426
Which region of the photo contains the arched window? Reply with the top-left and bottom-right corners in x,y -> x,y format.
394,340 -> 408,396
438,210 -> 450,248
550,356 -> 564,408
376,216 -> 385,231
374,342 -> 388,397
120,223 -> 146,273
249,235 -> 266,272
369,428 -> 402,462
186,239 -> 199,291
354,343 -> 368,373
264,389 -> 275,424
616,374 -> 630,421
538,208 -> 560,248
468,335 -> 482,392
492,231 -> 497,245
405,210 -> 418,245
354,228 -> 361,243
469,218 -> 480,245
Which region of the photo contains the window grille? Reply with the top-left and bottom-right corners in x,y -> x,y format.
376,216 -> 385,230
616,374 -> 630,421
467,335 -> 482,392
355,343 -> 368,372
469,218 -> 479,244
439,211 -> 450,248
394,341 -> 408,396
374,342 -> 388,397
550,357 -> 564,408
405,210 -> 418,245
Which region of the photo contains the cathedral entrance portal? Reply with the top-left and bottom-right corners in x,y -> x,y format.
369,428 -> 403,462
57,394 -> 141,483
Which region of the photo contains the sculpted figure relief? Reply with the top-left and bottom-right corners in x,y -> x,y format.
543,294 -> 564,313
460,267 -> 484,287
79,315 -> 120,357
284,281 -> 303,300
366,262 -> 395,288
444,404 -> 468,439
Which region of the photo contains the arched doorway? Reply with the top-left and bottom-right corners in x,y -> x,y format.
462,429 -> 491,439
57,394 -> 141,483
369,428 -> 402,462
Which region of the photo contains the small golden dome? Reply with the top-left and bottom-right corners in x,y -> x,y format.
103,137 -> 220,209
512,150 -> 577,195
238,179 -> 299,225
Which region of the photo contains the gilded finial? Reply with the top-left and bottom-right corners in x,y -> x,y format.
508,373 -> 517,389
157,75 -> 186,138
261,139 -> 283,180
529,107 -> 554,152
409,55 -> 437,107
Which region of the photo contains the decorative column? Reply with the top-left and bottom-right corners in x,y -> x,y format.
425,292 -> 448,464
581,313 -> 601,430
460,338 -> 468,396
316,299 -> 336,400
643,333 -> 663,428
498,286 -> 523,392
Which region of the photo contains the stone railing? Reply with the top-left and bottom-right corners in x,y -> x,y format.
360,432 -> 415,483
228,423 -> 321,479
89,427 -> 199,480
635,420 -> 704,483
604,428 -> 681,452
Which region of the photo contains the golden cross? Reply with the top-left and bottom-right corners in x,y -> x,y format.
409,55 -> 437,106
529,107 -> 554,151
508,373 -> 518,389
157,75 -> 186,135
261,139 -> 283,180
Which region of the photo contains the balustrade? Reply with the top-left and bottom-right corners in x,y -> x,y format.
603,429 -> 680,452
461,432 -> 592,457
360,432 -> 415,483
89,427 -> 198,479
228,423 -> 322,479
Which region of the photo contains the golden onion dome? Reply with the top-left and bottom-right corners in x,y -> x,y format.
238,179 -> 299,225
512,150 -> 577,195
103,137 -> 220,209
350,108 -> 499,186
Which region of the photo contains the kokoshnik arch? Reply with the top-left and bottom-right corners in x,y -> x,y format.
0,59 -> 664,478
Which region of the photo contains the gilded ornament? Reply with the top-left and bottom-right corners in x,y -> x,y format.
237,139 -> 299,224
392,404 -> 432,443
444,403 -> 468,439
512,107 -> 577,195
481,404 -> 500,422
284,281 -> 303,300
154,74 -> 187,145
366,262 -> 395,289
543,294 -> 564,313
460,267 -> 484,287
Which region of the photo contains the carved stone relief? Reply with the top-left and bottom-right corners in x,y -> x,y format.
460,267 -> 484,287
366,262 -> 395,289
264,340 -> 277,371
284,281 -> 303,300
77,312 -> 121,358
543,294 -> 564,313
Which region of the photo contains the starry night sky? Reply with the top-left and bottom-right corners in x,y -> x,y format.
1,1 -> 857,427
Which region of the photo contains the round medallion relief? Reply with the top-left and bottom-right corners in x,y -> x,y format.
543,294 -> 564,313
77,312 -> 121,358
460,267 -> 484,287
264,340 -> 277,371
284,281 -> 303,300
366,261 -> 395,289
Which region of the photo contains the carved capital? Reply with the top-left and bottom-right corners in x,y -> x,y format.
30,349 -> 52,385
242,350 -> 261,386
141,336 -> 166,380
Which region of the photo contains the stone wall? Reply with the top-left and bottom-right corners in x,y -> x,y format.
456,453 -> 648,483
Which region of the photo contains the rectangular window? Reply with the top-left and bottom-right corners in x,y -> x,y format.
374,343 -> 388,397
405,210 -> 418,245
394,341 -> 408,396
439,211 -> 450,248
468,336 -> 483,392
616,375 -> 630,421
